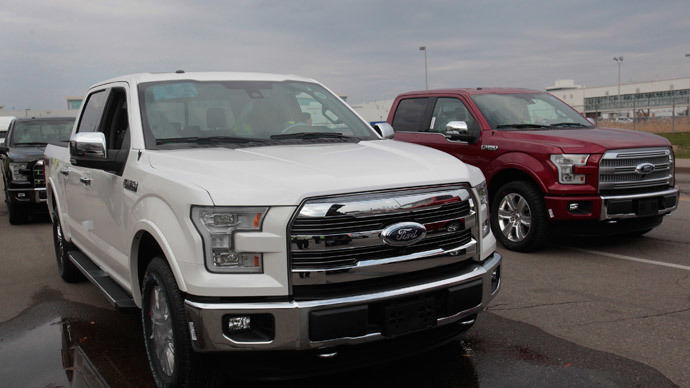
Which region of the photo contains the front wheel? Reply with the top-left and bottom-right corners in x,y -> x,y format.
142,257 -> 217,388
491,181 -> 550,252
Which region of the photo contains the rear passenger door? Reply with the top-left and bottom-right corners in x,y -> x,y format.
392,96 -> 486,168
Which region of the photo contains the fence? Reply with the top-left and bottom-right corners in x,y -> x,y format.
594,116 -> 690,134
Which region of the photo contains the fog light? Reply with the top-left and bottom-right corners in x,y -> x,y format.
227,316 -> 251,333
491,266 -> 500,294
17,193 -> 26,198
569,203 -> 578,211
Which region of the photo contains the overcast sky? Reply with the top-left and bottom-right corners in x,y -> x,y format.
2,0 -> 689,110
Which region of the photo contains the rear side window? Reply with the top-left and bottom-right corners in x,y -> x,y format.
392,98 -> 429,132
76,90 -> 108,133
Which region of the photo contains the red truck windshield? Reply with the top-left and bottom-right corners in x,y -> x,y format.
470,93 -> 592,130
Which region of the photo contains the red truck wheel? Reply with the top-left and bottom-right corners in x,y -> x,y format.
491,181 -> 550,252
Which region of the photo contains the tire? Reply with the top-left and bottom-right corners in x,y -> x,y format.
8,202 -> 28,225
52,212 -> 85,282
491,181 -> 550,252
142,257 -> 216,388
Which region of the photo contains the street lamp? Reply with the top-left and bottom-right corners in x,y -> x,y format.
613,56 -> 623,116
419,46 -> 428,90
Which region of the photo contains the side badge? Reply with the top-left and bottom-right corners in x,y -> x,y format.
124,179 -> 138,192
481,145 -> 499,151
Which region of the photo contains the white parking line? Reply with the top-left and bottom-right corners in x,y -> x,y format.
565,247 -> 690,271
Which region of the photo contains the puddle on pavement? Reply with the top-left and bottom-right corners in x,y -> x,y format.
0,302 -> 677,388
0,302 -> 155,387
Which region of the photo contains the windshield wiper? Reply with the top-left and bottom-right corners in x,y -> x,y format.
156,136 -> 268,145
548,122 -> 589,128
13,142 -> 47,146
269,132 -> 353,140
495,124 -> 548,129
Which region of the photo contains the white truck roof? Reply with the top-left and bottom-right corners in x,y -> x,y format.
89,72 -> 317,90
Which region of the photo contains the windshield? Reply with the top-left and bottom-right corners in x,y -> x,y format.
138,80 -> 377,148
9,119 -> 75,146
471,93 -> 592,130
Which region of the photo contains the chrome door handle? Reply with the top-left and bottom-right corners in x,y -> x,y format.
60,168 -> 69,176
79,177 -> 92,186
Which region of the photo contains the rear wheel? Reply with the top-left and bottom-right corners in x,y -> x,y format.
52,212 -> 84,282
491,181 -> 549,252
142,257 -> 218,387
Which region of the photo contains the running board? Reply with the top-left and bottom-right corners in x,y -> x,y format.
68,250 -> 138,312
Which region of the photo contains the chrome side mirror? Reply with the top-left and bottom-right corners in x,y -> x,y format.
372,122 -> 395,139
70,132 -> 107,159
445,121 -> 469,139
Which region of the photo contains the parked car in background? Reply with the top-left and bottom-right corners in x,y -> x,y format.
0,117 -> 75,224
0,116 -> 16,146
388,88 -> 679,252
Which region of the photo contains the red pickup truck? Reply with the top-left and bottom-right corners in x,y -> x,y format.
388,88 -> 679,251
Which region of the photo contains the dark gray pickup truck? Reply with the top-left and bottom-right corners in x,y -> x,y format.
0,117 -> 74,224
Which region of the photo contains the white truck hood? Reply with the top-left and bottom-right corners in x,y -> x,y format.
147,140 -> 484,206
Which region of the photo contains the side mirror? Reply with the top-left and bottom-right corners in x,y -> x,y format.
587,118 -> 596,125
0,145 -> 7,154
70,132 -> 107,159
445,121 -> 480,144
372,122 -> 395,139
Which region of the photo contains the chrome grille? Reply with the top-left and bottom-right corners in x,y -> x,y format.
289,185 -> 479,289
599,147 -> 673,191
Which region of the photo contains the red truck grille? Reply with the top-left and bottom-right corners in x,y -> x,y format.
599,148 -> 673,191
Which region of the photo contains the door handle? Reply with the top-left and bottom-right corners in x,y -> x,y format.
60,168 -> 69,176
80,177 -> 92,186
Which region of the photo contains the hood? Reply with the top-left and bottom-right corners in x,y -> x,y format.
6,146 -> 45,162
148,140 -> 482,206
500,127 -> 671,154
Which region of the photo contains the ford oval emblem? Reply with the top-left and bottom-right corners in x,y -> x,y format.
381,222 -> 427,246
635,162 -> 655,175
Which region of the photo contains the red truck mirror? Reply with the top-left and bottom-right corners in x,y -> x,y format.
445,121 -> 479,144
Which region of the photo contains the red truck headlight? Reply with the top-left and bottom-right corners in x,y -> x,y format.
549,154 -> 590,185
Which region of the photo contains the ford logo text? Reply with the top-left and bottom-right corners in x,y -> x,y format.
380,222 -> 427,246
635,162 -> 655,175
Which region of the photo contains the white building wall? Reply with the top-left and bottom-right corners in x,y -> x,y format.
349,99 -> 394,122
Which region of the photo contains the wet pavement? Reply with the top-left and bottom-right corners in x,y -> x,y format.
1,179 -> 688,387
0,299 -> 676,387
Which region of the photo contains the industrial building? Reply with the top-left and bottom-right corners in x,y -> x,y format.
546,77 -> 690,119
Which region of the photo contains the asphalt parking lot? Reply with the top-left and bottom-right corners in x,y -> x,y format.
0,174 -> 688,387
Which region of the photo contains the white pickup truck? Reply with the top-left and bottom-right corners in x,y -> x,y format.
44,72 -> 501,386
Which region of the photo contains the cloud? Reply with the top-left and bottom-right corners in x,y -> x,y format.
1,0 -> 689,109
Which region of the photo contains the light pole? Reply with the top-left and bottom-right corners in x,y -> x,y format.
419,46 -> 428,90
613,56 -> 623,117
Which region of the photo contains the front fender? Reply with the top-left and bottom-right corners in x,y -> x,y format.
485,152 -> 550,193
128,195 -> 205,306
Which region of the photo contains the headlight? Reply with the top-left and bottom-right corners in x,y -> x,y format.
191,206 -> 267,273
474,181 -> 490,237
9,162 -> 29,182
549,154 -> 589,184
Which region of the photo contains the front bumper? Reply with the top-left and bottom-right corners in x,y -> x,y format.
544,186 -> 679,221
184,252 -> 501,352
6,187 -> 47,205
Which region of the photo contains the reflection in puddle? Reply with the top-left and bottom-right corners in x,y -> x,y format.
0,304 -> 155,388
61,321 -> 108,387
0,319 -> 71,387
